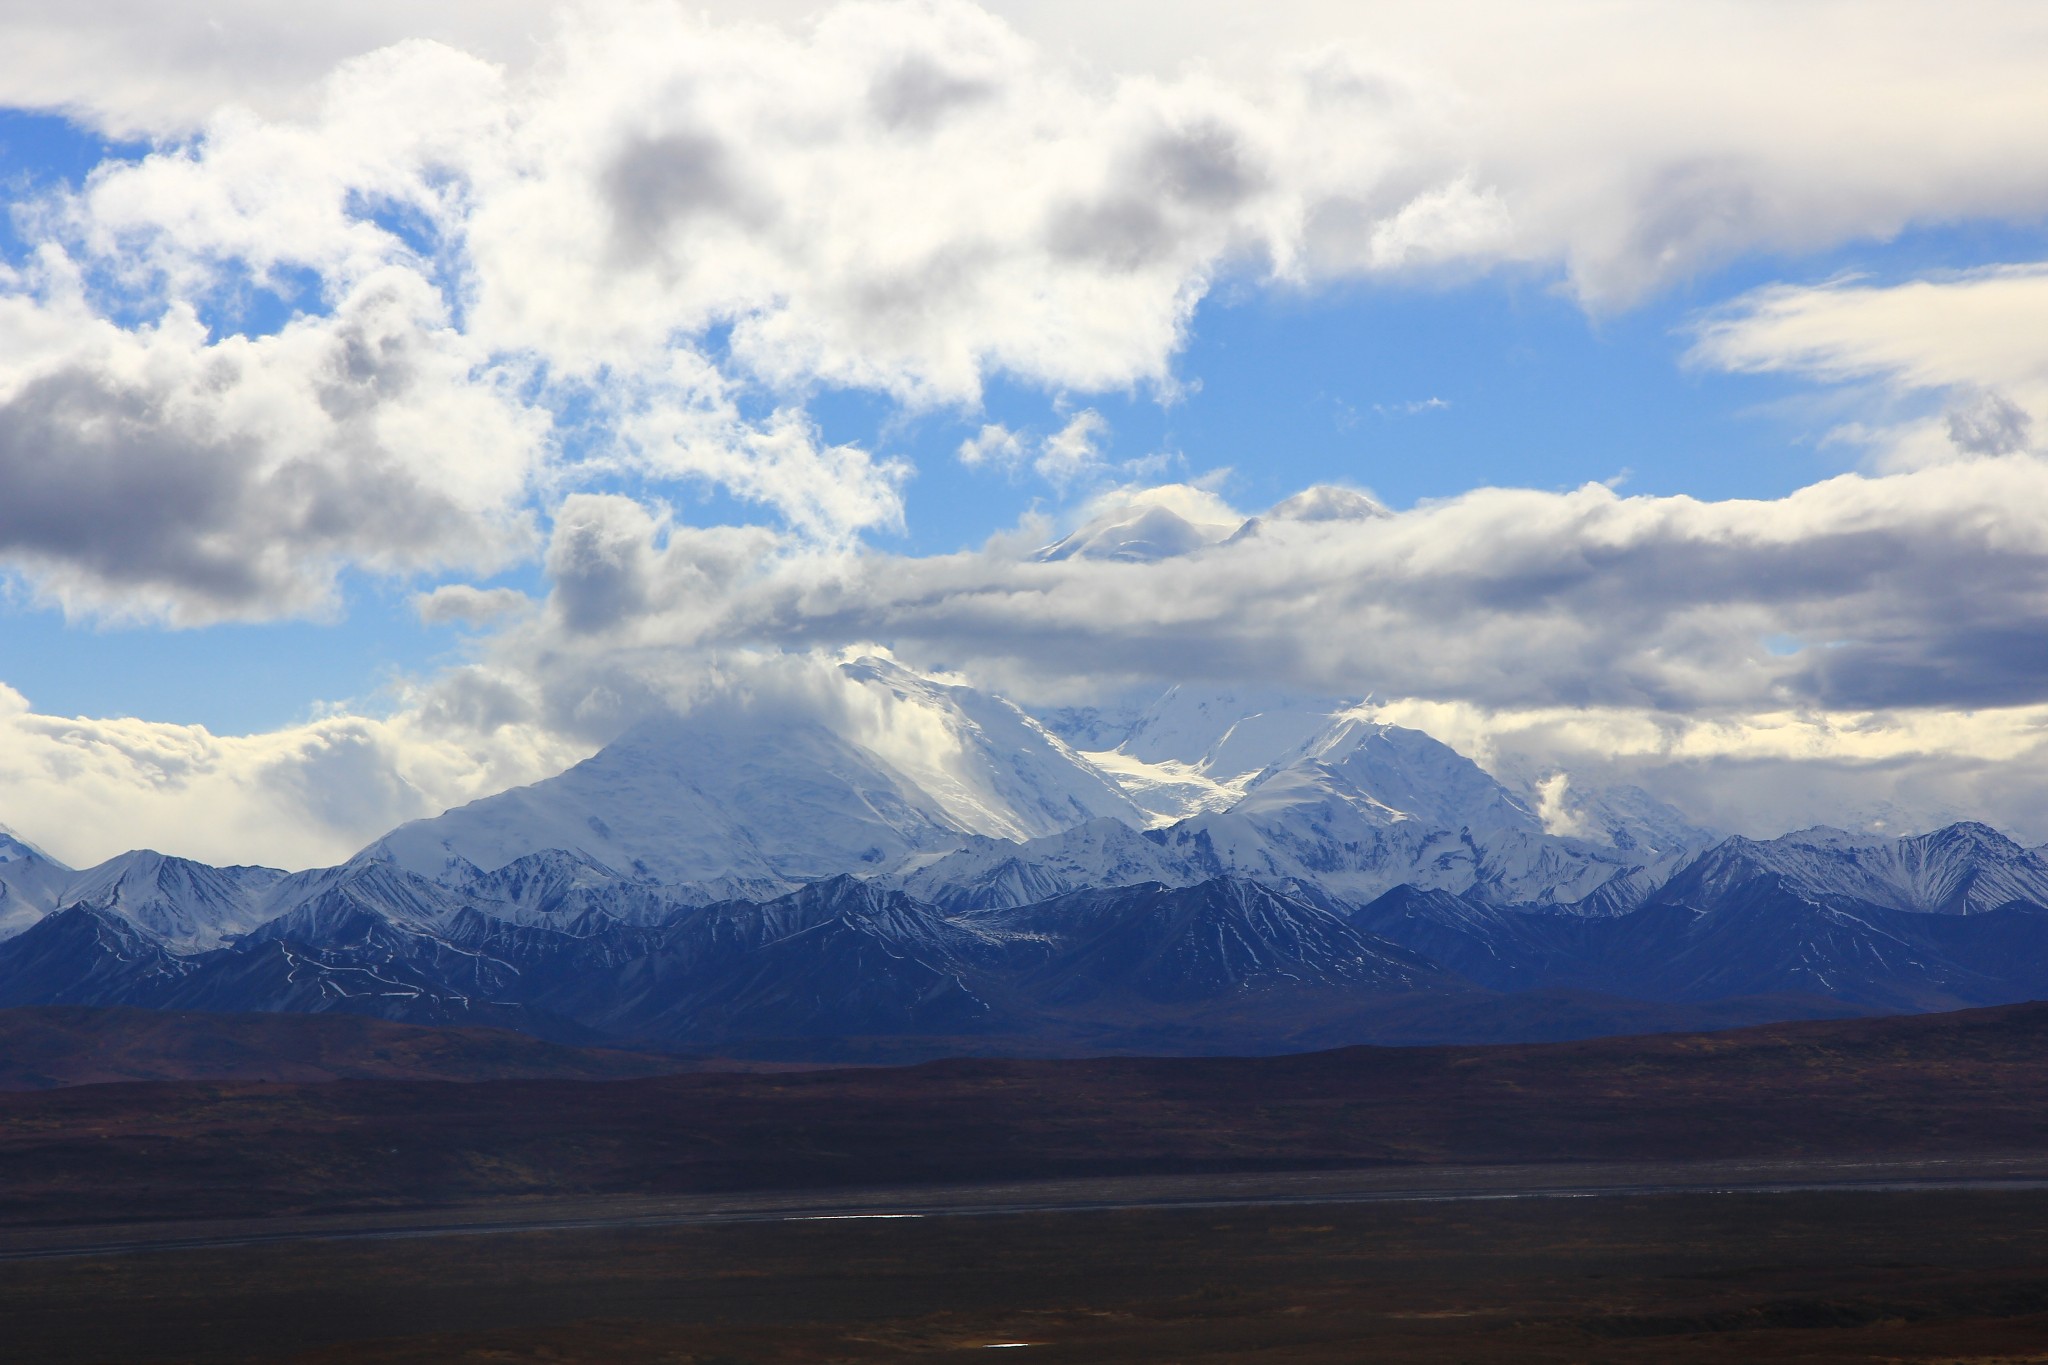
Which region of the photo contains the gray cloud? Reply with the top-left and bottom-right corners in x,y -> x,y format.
1043,119 -> 1268,273
0,368 -> 270,604
602,131 -> 773,265
1043,195 -> 1178,272
0,363 -> 492,619
1947,390 -> 2034,456
544,495 -> 660,634
1140,122 -> 1266,210
0,273 -> 541,622
413,584 -> 531,626
505,461 -> 2048,719
868,54 -> 996,131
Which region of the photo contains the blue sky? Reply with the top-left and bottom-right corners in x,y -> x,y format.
4,0 -> 2048,866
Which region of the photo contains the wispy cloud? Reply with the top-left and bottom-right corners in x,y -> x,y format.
1373,397 -> 1451,417
1689,263 -> 2048,470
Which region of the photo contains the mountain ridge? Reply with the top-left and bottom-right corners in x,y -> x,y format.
6,673 -> 2048,1058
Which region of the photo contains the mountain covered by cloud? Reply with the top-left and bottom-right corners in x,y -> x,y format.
0,666 -> 1716,915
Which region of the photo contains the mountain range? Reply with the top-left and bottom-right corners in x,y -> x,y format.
6,656 -> 2048,1057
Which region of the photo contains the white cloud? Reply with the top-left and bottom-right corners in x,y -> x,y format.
1035,410 -> 1110,487
1689,263 -> 2048,469
1358,694 -> 2048,844
0,259 -> 544,623
1691,265 -> 2048,394
7,2 -> 2048,625
957,422 -> 1024,471
619,392 -> 911,543
0,1 -> 1527,620
17,2 -> 2048,305
460,460 -> 2048,726
0,1 -> 556,135
1374,397 -> 1449,417
0,679 -> 588,869
414,584 -> 533,627
957,411 -> 1119,490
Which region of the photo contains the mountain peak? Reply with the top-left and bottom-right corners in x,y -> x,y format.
376,708 -> 962,887
1662,820 -> 2048,915
1035,487 -> 1244,564
1243,713 -> 1543,837
58,851 -> 286,952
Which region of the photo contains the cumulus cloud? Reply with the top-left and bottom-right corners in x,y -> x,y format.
957,411 -> 1122,490
957,422 -> 1026,469
0,1 -> 560,135
9,2 -> 2048,624
0,262 -> 543,622
10,3 -> 2048,304
1035,410 -> 1110,488
0,0 -> 1539,621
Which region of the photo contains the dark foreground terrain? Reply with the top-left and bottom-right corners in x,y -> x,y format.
11,1000 -> 2048,1361
11,1177 -> 2048,1362
0,1005 -> 704,1089
9,999 -> 2048,1225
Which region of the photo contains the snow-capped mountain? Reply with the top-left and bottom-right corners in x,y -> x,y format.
1046,688 -> 1711,878
1347,874 -> 2048,1013
57,851 -> 288,952
1071,686 -> 1347,822
0,829 -> 71,939
1248,713 -> 1547,836
374,657 -> 1146,888
1116,686 -> 1346,778
1247,484 -> 1390,527
1157,714 -> 1647,908
352,674 -> 1712,923
897,817 -> 1194,912
9,813 -> 2048,1054
0,906 -> 198,1008
959,878 -> 1446,1007
836,655 -> 1148,841
1036,483 -> 1386,565
374,710 -> 961,887
1036,488 -> 1244,563
926,710 -> 1702,913
1652,822 -> 2048,915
